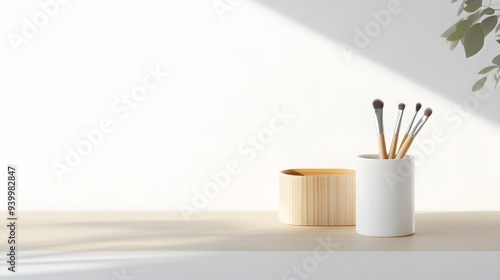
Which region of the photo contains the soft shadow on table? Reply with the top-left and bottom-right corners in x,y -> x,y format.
16,211 -> 500,252
6,211 -> 499,279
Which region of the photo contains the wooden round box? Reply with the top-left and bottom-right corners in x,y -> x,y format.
279,169 -> 356,226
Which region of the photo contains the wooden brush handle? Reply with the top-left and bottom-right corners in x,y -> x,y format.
378,134 -> 388,159
388,133 -> 399,159
396,135 -> 414,159
399,133 -> 409,153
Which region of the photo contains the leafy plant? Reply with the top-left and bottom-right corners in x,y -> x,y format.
443,0 -> 500,91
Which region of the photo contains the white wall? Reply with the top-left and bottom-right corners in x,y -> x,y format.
1,0 -> 499,211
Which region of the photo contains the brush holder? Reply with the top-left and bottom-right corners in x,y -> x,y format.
356,154 -> 415,237
279,169 -> 356,226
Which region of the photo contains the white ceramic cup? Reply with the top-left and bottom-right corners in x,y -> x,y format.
356,154 -> 415,237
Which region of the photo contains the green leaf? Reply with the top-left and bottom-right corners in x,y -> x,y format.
472,77 -> 487,91
478,65 -> 498,73
492,54 -> 500,65
458,1 -> 465,15
450,40 -> 459,50
448,19 -> 473,41
466,10 -> 481,21
481,15 -> 498,36
442,14 -> 477,38
481,7 -> 495,15
464,0 -> 482,13
452,0 -> 459,3
442,23 -> 458,38
497,39 -> 500,44
464,23 -> 484,57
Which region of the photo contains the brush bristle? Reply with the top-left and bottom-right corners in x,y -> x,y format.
424,108 -> 433,117
398,103 -> 405,110
416,103 -> 422,111
372,99 -> 384,109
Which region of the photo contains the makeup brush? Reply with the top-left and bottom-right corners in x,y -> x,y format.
396,108 -> 433,159
398,103 -> 422,153
388,103 -> 406,159
372,99 -> 388,159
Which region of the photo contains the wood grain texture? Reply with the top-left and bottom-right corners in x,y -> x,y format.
279,169 -> 355,226
1,211 -> 499,251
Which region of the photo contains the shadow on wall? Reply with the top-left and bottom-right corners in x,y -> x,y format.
254,0 -> 500,125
